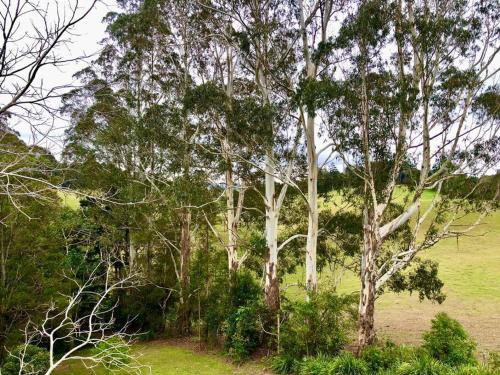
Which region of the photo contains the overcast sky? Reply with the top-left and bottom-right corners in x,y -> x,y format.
11,1 -> 497,173
13,1 -> 119,154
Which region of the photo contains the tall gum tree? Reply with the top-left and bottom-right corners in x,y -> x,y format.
215,0 -> 300,311
326,0 -> 499,348
296,0 -> 345,297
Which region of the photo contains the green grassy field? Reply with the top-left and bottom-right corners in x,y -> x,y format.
55,340 -> 269,375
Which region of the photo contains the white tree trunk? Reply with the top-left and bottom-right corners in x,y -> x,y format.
225,162 -> 239,273
129,237 -> 136,273
305,113 -> 318,296
264,152 -> 280,311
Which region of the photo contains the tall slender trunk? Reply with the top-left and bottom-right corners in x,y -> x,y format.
126,228 -> 136,273
264,152 -> 280,312
225,153 -> 239,275
146,241 -> 151,278
305,113 -> 318,296
179,209 -> 191,334
358,209 -> 379,348
0,239 -> 6,289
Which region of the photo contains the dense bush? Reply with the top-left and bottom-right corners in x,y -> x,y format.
298,355 -> 333,375
329,353 -> 368,375
279,292 -> 356,359
361,344 -> 399,373
423,312 -> 477,367
223,302 -> 263,362
454,364 -> 497,375
190,249 -> 263,345
271,354 -> 301,374
270,314 -> 495,375
292,353 -> 368,375
1,344 -> 50,375
395,356 -> 451,375
196,269 -> 264,362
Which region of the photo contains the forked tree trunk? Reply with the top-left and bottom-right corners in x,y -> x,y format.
264,153 -> 280,312
179,209 -> 191,335
358,209 -> 379,348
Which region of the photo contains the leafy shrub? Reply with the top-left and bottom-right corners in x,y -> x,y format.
329,353 -> 368,375
360,341 -> 427,373
423,312 -> 477,367
487,352 -> 500,372
298,355 -> 334,375
360,345 -> 386,372
1,344 -> 50,375
455,364 -> 496,375
270,354 -> 301,374
279,292 -> 356,359
91,336 -> 131,370
228,270 -> 262,308
223,302 -> 262,362
396,356 -> 451,375
192,251 -> 262,345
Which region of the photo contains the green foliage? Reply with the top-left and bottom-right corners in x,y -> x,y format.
0,194 -> 70,354
329,353 -> 368,375
190,248 -> 263,346
270,354 -> 301,374
395,356 -> 451,375
423,313 -> 477,367
455,364 -> 497,375
388,259 -> 446,304
1,345 -> 49,375
298,355 -> 333,375
361,344 -> 400,373
192,257 -> 264,362
279,292 -> 357,359
114,285 -> 171,340
223,303 -> 262,362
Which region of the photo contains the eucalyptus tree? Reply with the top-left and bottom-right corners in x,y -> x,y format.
223,0 -> 304,312
325,0 -> 499,348
183,7 -> 261,277
294,0 -> 346,296
63,0 -> 215,334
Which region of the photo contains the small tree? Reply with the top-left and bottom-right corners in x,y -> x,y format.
8,260 -> 148,375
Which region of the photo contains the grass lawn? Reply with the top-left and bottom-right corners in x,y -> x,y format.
55,340 -> 270,375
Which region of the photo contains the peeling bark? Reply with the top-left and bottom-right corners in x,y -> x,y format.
358,208 -> 379,347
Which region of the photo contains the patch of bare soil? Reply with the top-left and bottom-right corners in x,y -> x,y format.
375,295 -> 500,354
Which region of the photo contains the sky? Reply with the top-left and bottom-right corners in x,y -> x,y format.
6,1 -> 498,173
8,1 -> 119,155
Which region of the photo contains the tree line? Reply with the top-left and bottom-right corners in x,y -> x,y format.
0,0 -> 499,370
